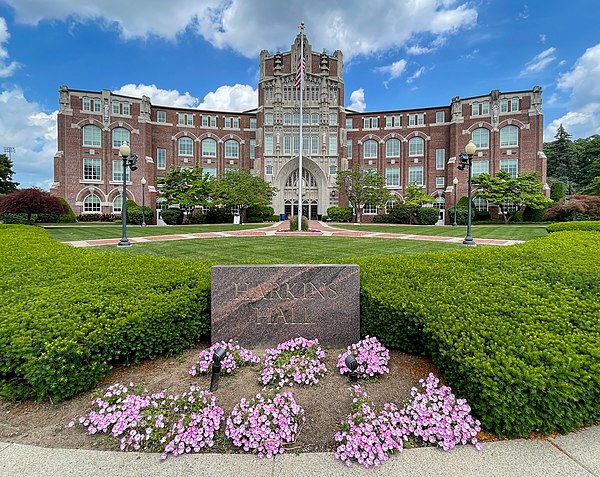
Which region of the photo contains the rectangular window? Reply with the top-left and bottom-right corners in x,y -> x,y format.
178,113 -> 193,125
264,114 -> 273,126
265,165 -> 273,175
83,127 -> 101,147
303,113 -> 309,125
347,140 -> 352,159
187,114 -> 193,126
201,115 -> 209,127
436,111 -> 445,123
284,114 -> 291,125
329,165 -> 337,175
482,102 -> 489,115
311,114 -> 319,125
83,158 -> 101,181
499,159 -> 518,178
472,102 -> 489,116
157,111 -> 166,123
435,149 -> 445,170
209,116 -> 216,127
203,167 -> 217,178
329,113 -> 338,125
250,139 -> 256,160
511,98 -> 519,111
386,167 -> 400,187
408,114 -> 424,126
284,136 -> 291,155
83,97 -> 91,111
329,135 -> 337,155
122,102 -> 130,115
408,166 -> 424,185
363,117 -> 378,129
303,135 -> 309,153
112,101 -> 121,115
178,113 -> 185,125
93,99 -> 101,113
112,159 -> 130,182
385,115 -> 400,127
346,118 -> 353,129
250,118 -> 257,129
311,136 -> 319,155
157,148 -> 166,170
500,99 -> 508,113
363,204 -> 377,214
471,160 -> 489,177
265,135 -> 273,155
436,177 -> 445,187
293,136 -> 300,154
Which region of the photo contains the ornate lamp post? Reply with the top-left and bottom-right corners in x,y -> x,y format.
140,177 -> 147,227
457,140 -> 477,246
117,142 -> 138,247
452,176 -> 459,227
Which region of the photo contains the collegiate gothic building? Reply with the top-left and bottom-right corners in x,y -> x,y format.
52,33 -> 546,223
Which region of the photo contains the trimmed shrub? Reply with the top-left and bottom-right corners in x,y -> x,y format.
204,207 -> 233,224
246,205 -> 274,221
327,207 -> 353,222
0,225 -> 211,401
268,215 -> 280,222
161,208 -> 183,225
446,207 -> 473,225
127,206 -> 153,225
0,213 -> 29,224
359,231 -> 600,437
372,214 -> 394,223
76,213 -> 117,222
416,207 -> 439,225
547,221 -> 600,233
289,215 -> 309,231
388,204 -> 416,224
188,209 -> 206,224
475,210 -> 491,221
523,206 -> 547,223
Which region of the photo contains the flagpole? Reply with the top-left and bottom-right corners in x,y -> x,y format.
297,22 -> 304,231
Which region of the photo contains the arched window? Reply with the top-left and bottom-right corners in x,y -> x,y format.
113,195 -> 123,213
500,125 -> 519,147
386,139 -> 400,158
225,140 -> 239,158
471,128 -> 489,149
82,125 -> 101,147
83,194 -> 101,213
408,137 -> 424,156
178,137 -> 193,156
112,128 -> 130,148
363,140 -> 378,159
202,138 -> 217,157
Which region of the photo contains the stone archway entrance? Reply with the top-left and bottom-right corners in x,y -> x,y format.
283,168 -> 319,219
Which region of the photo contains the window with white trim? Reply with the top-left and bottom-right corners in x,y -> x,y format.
264,114 -> 273,126
472,160 -> 489,177
363,204 -> 377,214
283,136 -> 291,155
329,165 -> 337,175
364,140 -> 378,159
112,128 -> 130,148
408,166 -> 424,185
385,115 -> 401,127
311,136 -> 319,155
329,113 -> 338,125
385,200 -> 396,213
303,135 -> 309,153
250,139 -> 256,160
408,137 -> 424,156
500,98 -> 520,113
112,101 -> 120,115
249,118 -> 257,129
408,114 -> 424,126
202,139 -> 217,157
347,139 -> 352,159
435,149 -> 445,170
203,167 -> 217,178
471,102 -> 489,116
329,135 -> 337,155
473,197 -> 489,211
157,111 -> 167,123
178,137 -> 193,156
122,102 -> 130,115
265,135 -> 273,155
83,125 -> 101,147
386,167 -> 400,187
435,111 -> 445,123
113,195 -> 123,213
499,159 -> 518,178
500,125 -> 519,147
82,97 -> 91,111
177,113 -> 193,126
83,158 -> 101,181
293,136 -> 299,154
157,148 -> 166,170
284,114 -> 291,125
472,128 -> 490,149
311,114 -> 319,125
265,165 -> 273,175
511,98 -> 519,112
363,117 -> 378,129
436,177 -> 445,187
93,99 -> 101,113
386,139 -> 400,158
345,118 -> 353,129
225,140 -> 239,158
83,194 -> 101,213
112,159 -> 130,182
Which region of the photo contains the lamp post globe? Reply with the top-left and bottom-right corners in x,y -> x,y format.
118,141 -> 132,247
452,176 -> 459,227
141,177 -> 147,227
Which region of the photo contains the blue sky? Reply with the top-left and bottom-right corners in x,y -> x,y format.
0,0 -> 599,189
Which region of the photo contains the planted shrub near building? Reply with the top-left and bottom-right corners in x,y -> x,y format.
0,225 -> 211,401
160,208 -> 183,225
359,231 -> 600,437
416,207 -> 439,225
547,221 -> 600,233
327,207 -> 353,222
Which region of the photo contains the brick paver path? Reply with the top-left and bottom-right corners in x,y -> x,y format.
63,221 -> 525,247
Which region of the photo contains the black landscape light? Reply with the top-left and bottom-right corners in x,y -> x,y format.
210,346 -> 227,392
457,139 -> 477,246
117,141 -> 138,247
345,354 -> 359,383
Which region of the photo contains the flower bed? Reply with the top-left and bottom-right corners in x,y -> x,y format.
337,336 -> 390,379
258,337 -> 327,388
189,340 -> 260,376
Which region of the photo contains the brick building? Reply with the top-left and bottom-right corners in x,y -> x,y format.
52,32 -> 546,223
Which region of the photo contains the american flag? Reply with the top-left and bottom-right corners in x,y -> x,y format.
295,55 -> 305,89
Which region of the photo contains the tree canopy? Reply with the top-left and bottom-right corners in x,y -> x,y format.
0,187 -> 66,224
0,154 -> 19,195
474,170 -> 553,223
212,169 -> 276,219
336,164 -> 391,223
156,165 -> 214,218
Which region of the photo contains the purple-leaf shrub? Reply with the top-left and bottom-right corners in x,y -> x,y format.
401,373 -> 482,451
334,385 -> 407,468
337,336 -> 390,379
75,383 -> 224,459
189,339 -> 260,376
226,391 -> 305,458
259,337 -> 327,388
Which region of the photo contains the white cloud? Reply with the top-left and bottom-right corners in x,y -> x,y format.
114,84 -> 198,108
519,47 -> 557,76
544,106 -> 600,142
348,88 -> 366,112
0,87 -> 57,189
198,84 -> 257,111
3,0 -> 478,60
407,66 -> 426,84
406,45 -> 434,55
539,34 -> 546,44
375,59 -> 407,87
0,17 -> 19,77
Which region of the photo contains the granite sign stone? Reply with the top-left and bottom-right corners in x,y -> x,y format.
211,264 -> 360,347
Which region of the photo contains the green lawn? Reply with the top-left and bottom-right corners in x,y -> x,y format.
330,223 -> 548,241
95,236 -> 465,263
44,223 -> 271,242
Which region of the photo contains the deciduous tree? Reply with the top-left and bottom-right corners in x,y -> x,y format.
336,164 -> 391,223
157,166 -> 214,220
0,187 -> 66,224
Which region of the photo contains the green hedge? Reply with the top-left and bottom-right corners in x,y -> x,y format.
547,221 -> 600,233
0,225 -> 211,401
358,231 -> 600,437
416,207 -> 439,225
327,207 -> 353,222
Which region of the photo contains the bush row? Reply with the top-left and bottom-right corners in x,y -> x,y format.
0,225 -> 211,401
547,221 -> 600,233
358,231 -> 600,437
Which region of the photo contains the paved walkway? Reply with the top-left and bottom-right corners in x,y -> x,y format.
0,425 -> 598,477
63,221 -> 524,247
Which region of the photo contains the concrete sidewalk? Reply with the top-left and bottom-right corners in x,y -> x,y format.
1,426 -> 598,477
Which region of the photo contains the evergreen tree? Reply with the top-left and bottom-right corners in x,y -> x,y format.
0,154 -> 19,195
545,125 -> 578,191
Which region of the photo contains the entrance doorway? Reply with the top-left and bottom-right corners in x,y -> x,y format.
283,168 -> 319,219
